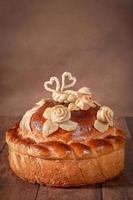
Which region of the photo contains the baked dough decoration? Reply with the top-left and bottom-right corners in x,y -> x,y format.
94,106 -> 114,133
6,71 -> 126,187
43,105 -> 78,137
20,99 -> 45,131
43,72 -> 114,135
44,72 -> 95,107
19,72 -> 115,136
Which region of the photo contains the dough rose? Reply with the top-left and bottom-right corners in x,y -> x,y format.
97,106 -> 114,126
75,95 -> 96,110
94,106 -> 114,133
43,105 -> 77,136
51,105 -> 71,123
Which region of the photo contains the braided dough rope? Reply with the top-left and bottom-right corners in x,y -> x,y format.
44,72 -> 95,106
43,72 -> 114,134
6,123 -> 125,159
44,72 -> 78,103
7,85 -> 124,187
6,123 -> 125,186
19,72 -> 114,135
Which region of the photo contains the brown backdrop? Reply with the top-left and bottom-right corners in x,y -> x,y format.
0,0 -> 133,116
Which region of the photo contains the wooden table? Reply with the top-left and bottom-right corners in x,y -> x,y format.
0,116 -> 133,200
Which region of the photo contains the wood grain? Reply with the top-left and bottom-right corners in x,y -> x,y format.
0,116 -> 39,200
0,116 -> 21,152
102,116 -> 133,200
125,117 -> 133,139
102,140 -> 133,200
0,145 -> 39,200
37,185 -> 101,200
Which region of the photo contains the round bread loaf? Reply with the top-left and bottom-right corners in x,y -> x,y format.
6,99 -> 125,187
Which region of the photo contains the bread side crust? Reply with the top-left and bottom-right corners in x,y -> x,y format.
8,147 -> 124,187
6,124 -> 125,159
6,123 -> 125,186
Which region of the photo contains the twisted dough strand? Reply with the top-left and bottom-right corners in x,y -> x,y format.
52,91 -> 79,103
7,123 -> 125,159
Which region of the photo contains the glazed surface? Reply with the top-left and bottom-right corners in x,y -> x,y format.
31,100 -> 99,133
5,72 -> 126,186
6,100 -> 126,186
16,100 -> 124,144
6,123 -> 125,160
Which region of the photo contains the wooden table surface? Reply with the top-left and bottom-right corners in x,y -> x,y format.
0,116 -> 133,200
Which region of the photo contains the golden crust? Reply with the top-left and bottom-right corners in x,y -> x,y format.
6,123 -> 125,186
8,145 -> 124,186
6,123 -> 125,160
6,99 -> 126,186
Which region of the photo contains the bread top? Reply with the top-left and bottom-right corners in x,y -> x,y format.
6,72 -> 126,159
6,99 -> 125,160
20,99 -> 98,142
